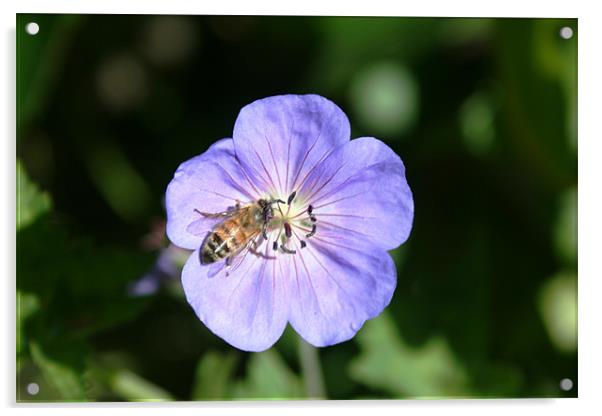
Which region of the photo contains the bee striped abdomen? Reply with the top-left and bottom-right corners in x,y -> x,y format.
200,221 -> 247,264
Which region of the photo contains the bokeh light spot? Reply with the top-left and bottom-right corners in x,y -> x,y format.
349,62 -> 419,138
560,378 -> 573,391
537,272 -> 577,353
142,16 -> 198,67
559,27 -> 573,40
97,54 -> 148,112
460,92 -> 495,156
27,382 -> 40,395
25,22 -> 39,35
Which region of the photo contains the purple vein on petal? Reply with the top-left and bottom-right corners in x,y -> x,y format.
285,130 -> 292,195
313,218 -> 374,238
236,157 -> 267,196
291,219 -> 371,240
289,131 -> 320,192
294,147 -> 340,198
252,148 -> 278,192
220,165 -> 260,200
302,162 -> 348,204
247,254 -> 269,330
284,113 -> 297,195
302,234 -> 370,255
312,213 -> 378,220
240,156 -> 271,194
270,255 -> 278,328
255,105 -> 283,192
311,190 -> 370,211
263,130 -> 284,192
300,237 -> 359,315
196,188 -> 245,202
305,174 -> 354,207
291,254 -> 306,323
227,254 -> 262,310
296,242 -> 324,319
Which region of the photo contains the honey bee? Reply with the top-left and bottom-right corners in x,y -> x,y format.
197,198 -> 282,266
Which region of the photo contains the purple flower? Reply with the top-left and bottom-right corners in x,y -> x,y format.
165,94 -> 413,352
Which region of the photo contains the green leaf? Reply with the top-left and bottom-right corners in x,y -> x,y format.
16,160 -> 51,231
17,291 -> 40,355
554,188 -> 577,265
496,18 -> 576,185
29,341 -> 87,401
349,312 -> 470,398
17,213 -> 153,339
83,140 -> 152,223
17,14 -> 83,126
108,368 -> 174,401
191,350 -> 239,400
231,349 -> 304,400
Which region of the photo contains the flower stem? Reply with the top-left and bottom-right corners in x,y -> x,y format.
297,336 -> 326,399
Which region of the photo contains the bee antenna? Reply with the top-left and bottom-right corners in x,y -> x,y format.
275,201 -> 285,217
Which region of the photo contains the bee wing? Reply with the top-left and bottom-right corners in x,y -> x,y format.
206,232 -> 261,278
186,216 -> 221,236
186,206 -> 248,236
206,261 -> 226,278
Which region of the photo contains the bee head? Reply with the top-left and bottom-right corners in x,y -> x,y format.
256,199 -> 275,225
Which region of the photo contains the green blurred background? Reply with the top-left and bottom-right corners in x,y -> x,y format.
16,15 -> 577,401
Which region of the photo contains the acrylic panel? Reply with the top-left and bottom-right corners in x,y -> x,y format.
16,14 -> 577,402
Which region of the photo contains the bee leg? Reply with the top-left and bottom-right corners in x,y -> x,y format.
224,256 -> 232,277
261,221 -> 270,240
227,200 -> 242,211
248,245 -> 276,260
193,208 -> 229,218
280,245 -> 297,255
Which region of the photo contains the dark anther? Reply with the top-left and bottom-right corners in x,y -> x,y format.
306,224 -> 317,238
310,215 -> 317,222
307,204 -> 313,215
284,222 -> 292,239
300,240 -> 307,249
273,241 -> 278,251
287,191 -> 297,205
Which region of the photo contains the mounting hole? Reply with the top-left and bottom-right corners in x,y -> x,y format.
25,22 -> 39,35
560,378 -> 574,391
559,26 -> 573,40
26,382 -> 39,395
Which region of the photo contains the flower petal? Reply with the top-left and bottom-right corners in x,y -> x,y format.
232,94 -> 350,197
300,137 -> 414,250
165,139 -> 261,250
181,248 -> 289,352
285,236 -> 396,347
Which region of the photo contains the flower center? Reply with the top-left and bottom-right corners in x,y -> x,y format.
267,190 -> 317,256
